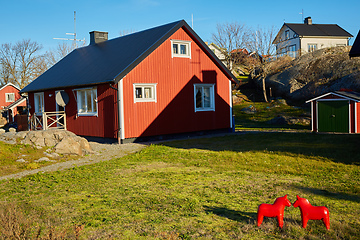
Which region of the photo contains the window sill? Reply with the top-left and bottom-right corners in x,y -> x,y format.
77,113 -> 98,117
195,108 -> 215,112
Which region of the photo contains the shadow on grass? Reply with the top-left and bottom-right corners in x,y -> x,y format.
293,186 -> 360,203
204,206 -> 256,223
162,132 -> 360,165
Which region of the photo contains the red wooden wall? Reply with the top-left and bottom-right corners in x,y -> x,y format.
29,84 -> 118,138
27,26 -> 232,140
0,84 -> 22,109
122,27 -> 232,139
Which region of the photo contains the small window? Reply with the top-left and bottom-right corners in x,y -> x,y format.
76,87 -> 97,116
34,92 -> 44,115
308,44 -> 317,52
134,84 -> 157,102
171,40 -> 191,58
285,30 -> 290,40
5,93 -> 15,102
194,84 -> 215,112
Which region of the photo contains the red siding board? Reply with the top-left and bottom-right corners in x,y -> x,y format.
29,84 -> 118,138
0,85 -> 22,109
123,27 -> 231,139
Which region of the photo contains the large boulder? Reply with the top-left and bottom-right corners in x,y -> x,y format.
0,129 -> 93,156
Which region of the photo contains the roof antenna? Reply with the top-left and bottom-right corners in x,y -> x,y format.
299,9 -> 304,22
191,14 -> 194,29
53,11 -> 85,48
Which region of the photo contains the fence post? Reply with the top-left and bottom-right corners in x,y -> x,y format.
42,112 -> 47,130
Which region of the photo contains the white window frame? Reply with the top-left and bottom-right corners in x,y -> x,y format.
34,92 -> 44,116
133,83 -> 157,103
75,87 -> 98,116
194,84 -> 215,112
308,43 -> 317,52
171,40 -> 191,58
5,93 -> 15,102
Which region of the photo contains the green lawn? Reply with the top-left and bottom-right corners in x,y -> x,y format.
0,133 -> 359,239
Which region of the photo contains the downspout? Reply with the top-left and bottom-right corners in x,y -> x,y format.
109,82 -> 122,144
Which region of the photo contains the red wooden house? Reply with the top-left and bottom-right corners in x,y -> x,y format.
306,91 -> 360,133
20,20 -> 237,143
0,83 -> 26,123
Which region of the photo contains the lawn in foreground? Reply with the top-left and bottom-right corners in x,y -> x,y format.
0,133 -> 359,239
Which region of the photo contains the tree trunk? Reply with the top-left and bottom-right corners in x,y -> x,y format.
262,77 -> 268,102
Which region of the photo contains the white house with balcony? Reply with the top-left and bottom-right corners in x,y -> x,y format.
273,17 -> 353,58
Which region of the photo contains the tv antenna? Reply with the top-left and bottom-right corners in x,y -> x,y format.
53,11 -> 85,47
299,9 -> 304,22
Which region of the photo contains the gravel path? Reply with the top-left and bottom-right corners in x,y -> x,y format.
0,142 -> 147,181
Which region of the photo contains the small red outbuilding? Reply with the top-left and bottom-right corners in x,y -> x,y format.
306,91 -> 360,133
20,20 -> 237,143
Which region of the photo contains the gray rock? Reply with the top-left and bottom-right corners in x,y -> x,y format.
9,127 -> 16,132
16,159 -> 27,163
34,157 -> 56,162
54,137 -> 83,155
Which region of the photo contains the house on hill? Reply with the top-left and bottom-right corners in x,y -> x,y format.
20,20 -> 238,143
0,83 -> 26,124
273,17 -> 353,58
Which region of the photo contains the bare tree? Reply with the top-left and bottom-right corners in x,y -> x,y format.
246,26 -> 277,102
247,25 -> 277,59
45,42 -> 76,67
211,21 -> 249,71
0,39 -> 46,88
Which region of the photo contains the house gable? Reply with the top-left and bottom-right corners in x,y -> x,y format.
0,83 -> 22,109
121,26 -> 234,139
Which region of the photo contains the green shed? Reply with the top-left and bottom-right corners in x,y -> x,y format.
306,91 -> 360,133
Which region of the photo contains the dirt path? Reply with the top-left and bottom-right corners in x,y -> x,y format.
0,142 -> 147,181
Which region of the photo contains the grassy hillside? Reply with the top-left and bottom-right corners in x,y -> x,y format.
0,133 -> 359,239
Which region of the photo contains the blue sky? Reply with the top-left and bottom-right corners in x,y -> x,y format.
1,0 -> 359,52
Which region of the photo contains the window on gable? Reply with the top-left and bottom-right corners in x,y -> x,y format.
5,93 -> 15,102
194,84 -> 215,112
76,87 -> 97,116
134,84 -> 157,102
285,30 -> 290,40
171,40 -> 191,58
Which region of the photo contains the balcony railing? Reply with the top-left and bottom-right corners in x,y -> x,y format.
30,111 -> 66,131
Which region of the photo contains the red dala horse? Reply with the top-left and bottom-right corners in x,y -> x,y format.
257,195 -> 292,228
293,195 -> 330,230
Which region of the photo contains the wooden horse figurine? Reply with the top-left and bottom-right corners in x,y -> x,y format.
257,195 -> 292,228
293,195 -> 330,230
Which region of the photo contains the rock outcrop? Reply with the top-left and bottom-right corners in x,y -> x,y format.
250,46 -> 360,102
0,129 -> 93,156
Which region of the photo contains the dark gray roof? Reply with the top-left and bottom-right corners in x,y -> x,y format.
349,30 -> 360,58
21,20 -> 236,93
285,23 -> 353,37
334,91 -> 360,101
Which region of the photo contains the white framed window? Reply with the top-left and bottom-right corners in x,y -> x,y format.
76,87 -> 97,116
308,44 -> 317,52
171,40 -> 191,58
133,83 -> 157,103
5,93 -> 15,102
194,84 -> 215,112
34,92 -> 44,115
